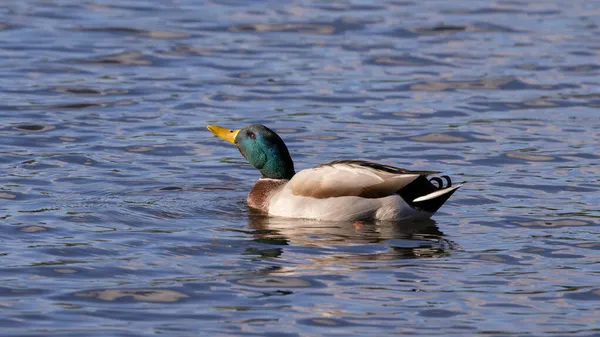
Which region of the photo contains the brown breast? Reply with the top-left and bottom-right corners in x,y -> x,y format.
247,178 -> 288,213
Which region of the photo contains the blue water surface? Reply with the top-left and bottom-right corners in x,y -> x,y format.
0,0 -> 599,336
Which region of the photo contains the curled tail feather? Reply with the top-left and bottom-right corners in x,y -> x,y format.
398,176 -> 460,213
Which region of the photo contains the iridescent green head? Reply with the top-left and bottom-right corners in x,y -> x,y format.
207,124 -> 295,180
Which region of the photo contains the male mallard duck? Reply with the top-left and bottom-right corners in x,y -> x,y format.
207,124 -> 460,221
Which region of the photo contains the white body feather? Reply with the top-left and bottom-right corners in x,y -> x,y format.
262,162 -> 436,221
268,184 -> 431,221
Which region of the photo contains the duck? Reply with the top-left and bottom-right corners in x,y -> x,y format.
207,124 -> 461,221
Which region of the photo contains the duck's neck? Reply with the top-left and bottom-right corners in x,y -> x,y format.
247,178 -> 288,213
258,152 -> 295,180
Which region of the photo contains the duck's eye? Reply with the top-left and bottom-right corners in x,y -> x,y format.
248,131 -> 256,139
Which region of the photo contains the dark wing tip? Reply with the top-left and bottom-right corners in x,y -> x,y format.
320,159 -> 439,175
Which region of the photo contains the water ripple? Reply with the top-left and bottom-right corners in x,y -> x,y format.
0,0 -> 599,336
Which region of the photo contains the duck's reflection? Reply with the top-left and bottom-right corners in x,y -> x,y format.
245,211 -> 456,261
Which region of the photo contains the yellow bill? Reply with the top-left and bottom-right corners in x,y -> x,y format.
207,125 -> 240,145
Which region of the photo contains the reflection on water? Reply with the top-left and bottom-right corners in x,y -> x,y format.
74,289 -> 189,302
0,0 -> 599,335
246,213 -> 452,260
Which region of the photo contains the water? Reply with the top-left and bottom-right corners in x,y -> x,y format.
1,0 -> 599,336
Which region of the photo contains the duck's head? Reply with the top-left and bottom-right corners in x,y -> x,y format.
207,124 -> 295,180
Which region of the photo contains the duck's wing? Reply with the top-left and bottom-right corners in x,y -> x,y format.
288,160 -> 439,199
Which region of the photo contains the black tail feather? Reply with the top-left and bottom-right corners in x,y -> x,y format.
398,176 -> 458,213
